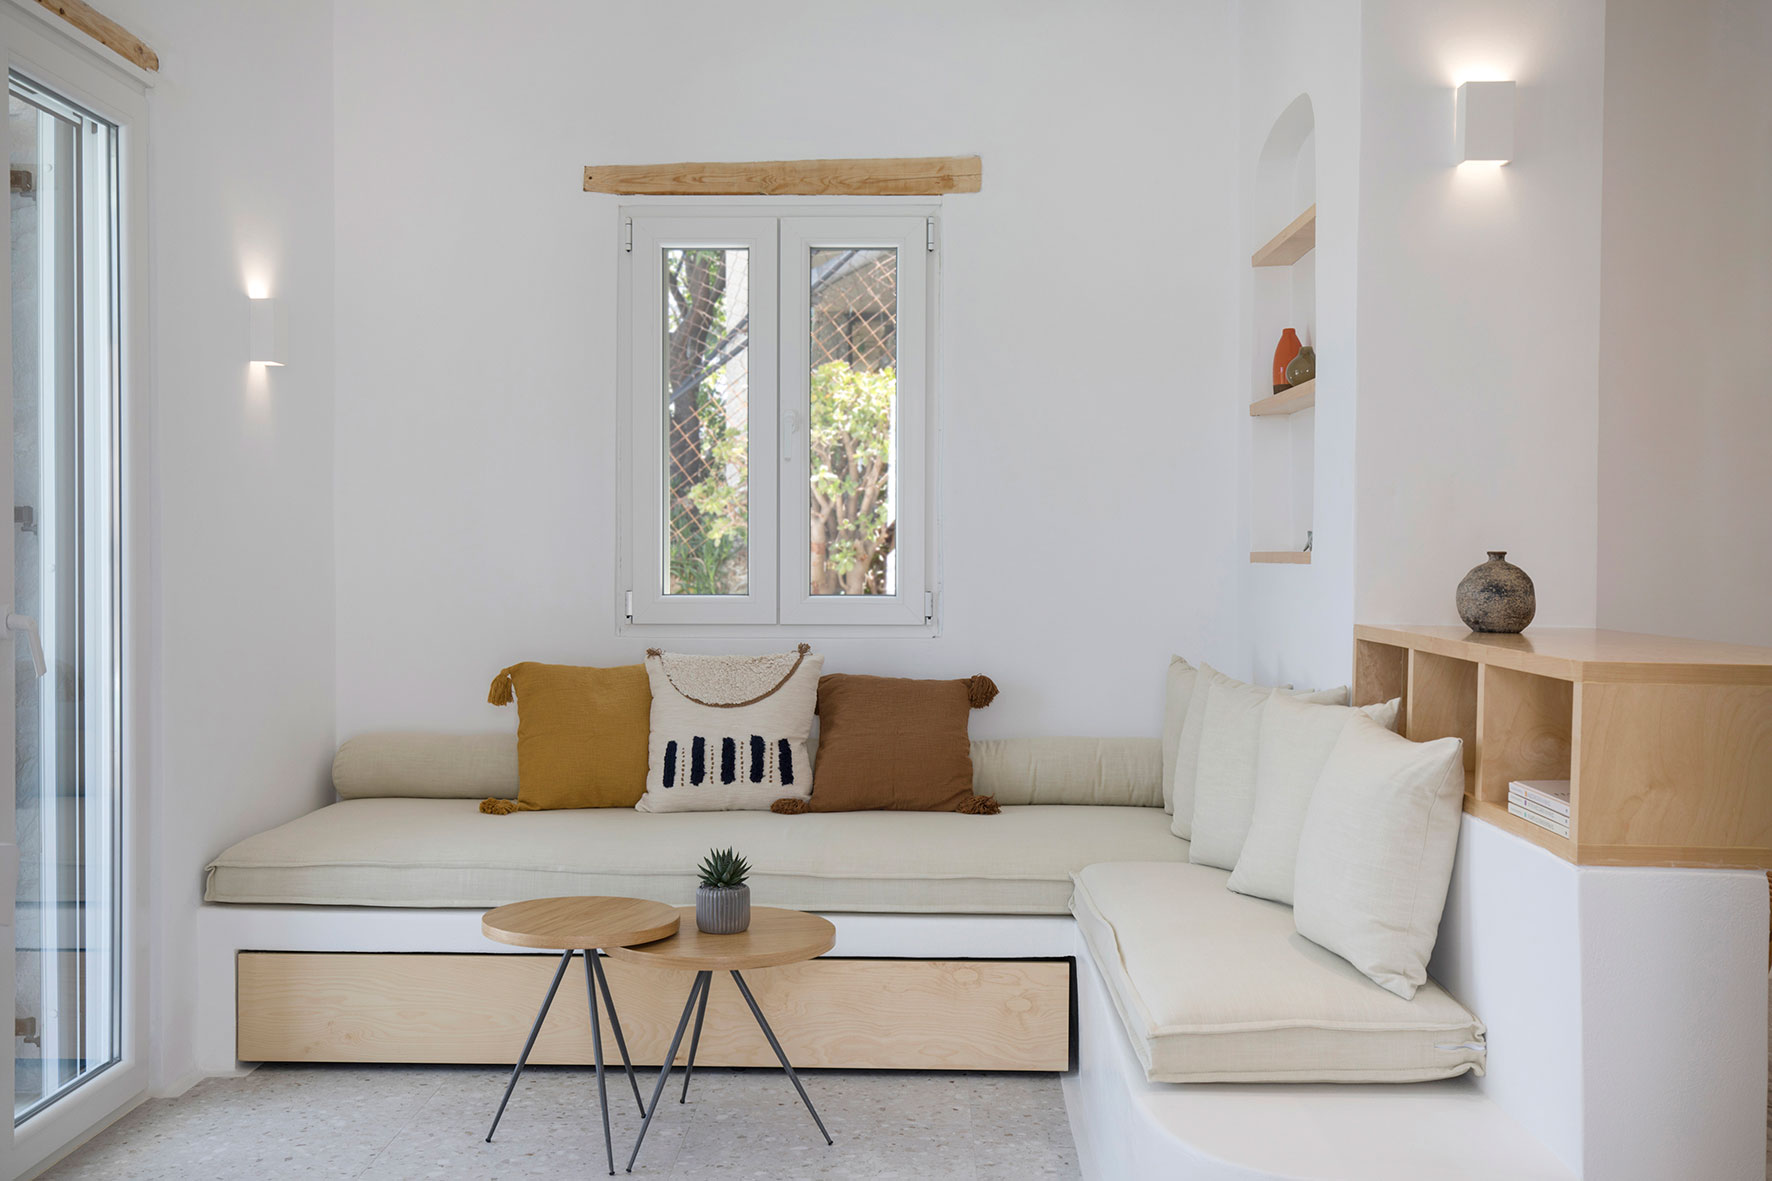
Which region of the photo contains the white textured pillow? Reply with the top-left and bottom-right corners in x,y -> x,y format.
1159,656 -> 1198,814
1186,682 -> 1354,867
1227,694 -> 1402,904
1170,663 -> 1347,841
1292,715 -> 1464,999
637,646 -> 823,812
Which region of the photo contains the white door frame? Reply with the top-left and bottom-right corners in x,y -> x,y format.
0,8 -> 149,1179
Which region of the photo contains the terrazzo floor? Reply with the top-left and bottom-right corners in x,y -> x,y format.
41,1064 -> 1079,1180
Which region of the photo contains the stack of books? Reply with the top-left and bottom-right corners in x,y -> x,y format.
1507,779 -> 1571,837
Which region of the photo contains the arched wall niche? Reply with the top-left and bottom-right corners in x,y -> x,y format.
1249,93 -> 1317,557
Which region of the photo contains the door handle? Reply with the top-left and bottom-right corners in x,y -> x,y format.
4,610 -> 46,678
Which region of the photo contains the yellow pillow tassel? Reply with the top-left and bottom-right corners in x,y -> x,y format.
958,795 -> 1000,815
771,797 -> 812,814
487,668 -> 516,706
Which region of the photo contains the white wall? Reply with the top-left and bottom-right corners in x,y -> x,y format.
102,0 -> 338,1093
1354,0 -> 1606,630
1234,0 -> 1360,691
1595,0 -> 1772,647
1432,818 -> 1768,1180
330,0 -> 1242,743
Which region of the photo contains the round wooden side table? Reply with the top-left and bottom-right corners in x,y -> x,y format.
606,905 -> 837,1173
481,896 -> 680,1176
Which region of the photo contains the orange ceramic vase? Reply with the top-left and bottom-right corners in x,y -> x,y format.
1272,328 -> 1302,393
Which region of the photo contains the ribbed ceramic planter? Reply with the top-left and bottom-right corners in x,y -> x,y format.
696,885 -> 751,934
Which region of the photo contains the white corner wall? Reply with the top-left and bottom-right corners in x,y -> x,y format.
1433,817 -> 1768,1180
329,0 -> 1242,744
100,0 -> 339,1093
1234,0 -> 1360,692
1354,0 -> 1605,630
1595,0 -> 1772,646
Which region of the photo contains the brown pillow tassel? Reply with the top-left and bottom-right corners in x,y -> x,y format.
958,795 -> 1000,815
771,797 -> 812,814
479,797 -> 537,815
967,675 -> 999,709
487,667 -> 516,706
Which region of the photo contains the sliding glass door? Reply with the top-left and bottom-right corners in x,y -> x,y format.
6,70 -> 121,1127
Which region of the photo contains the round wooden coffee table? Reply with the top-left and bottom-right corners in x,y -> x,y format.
607,906 -> 837,1172
481,896 -> 679,1176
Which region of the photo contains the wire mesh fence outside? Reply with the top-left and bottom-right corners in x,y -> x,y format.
663,244 -> 899,598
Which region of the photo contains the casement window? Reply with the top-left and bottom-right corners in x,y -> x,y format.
619,207 -> 935,631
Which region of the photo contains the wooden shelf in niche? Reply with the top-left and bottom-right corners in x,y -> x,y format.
1251,204 -> 1316,267
1250,551 -> 1311,565
1250,378 -> 1315,416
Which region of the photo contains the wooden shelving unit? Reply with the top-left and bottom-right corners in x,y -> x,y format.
1249,378 -> 1315,416
1251,204 -> 1316,267
1352,624 -> 1772,868
1250,551 -> 1311,565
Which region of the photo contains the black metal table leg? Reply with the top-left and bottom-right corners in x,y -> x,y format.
585,953 -> 614,1175
731,970 -> 832,1145
486,949 -> 573,1143
626,971 -> 708,1173
680,972 -> 712,1103
590,953 -> 646,1116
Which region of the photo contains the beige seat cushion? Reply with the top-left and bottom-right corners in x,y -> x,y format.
205,799 -> 1188,913
1071,861 -> 1485,1083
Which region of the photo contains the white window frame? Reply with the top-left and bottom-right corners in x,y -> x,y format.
617,202 -> 939,636
0,4 -> 150,1178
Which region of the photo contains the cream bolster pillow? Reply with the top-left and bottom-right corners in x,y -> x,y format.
334,731 -> 1163,805
1171,664 -> 1348,842
1226,693 -> 1403,905
973,737 -> 1161,807
1292,715 -> 1465,1001
333,732 -> 518,800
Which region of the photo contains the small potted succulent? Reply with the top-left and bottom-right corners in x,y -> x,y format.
695,847 -> 752,934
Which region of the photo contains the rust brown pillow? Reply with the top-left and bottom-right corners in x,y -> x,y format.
774,673 -> 1000,814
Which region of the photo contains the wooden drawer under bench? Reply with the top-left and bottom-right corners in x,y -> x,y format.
237,952 -> 1074,1072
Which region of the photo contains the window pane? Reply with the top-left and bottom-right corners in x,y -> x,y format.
10,76 -> 122,1123
663,247 -> 749,596
808,248 -> 897,596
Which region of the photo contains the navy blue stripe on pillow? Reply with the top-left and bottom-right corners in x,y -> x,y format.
750,735 -> 765,782
691,736 -> 706,785
662,740 -> 678,788
777,738 -> 794,786
721,737 -> 736,784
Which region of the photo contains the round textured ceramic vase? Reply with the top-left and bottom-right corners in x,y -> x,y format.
696,885 -> 751,934
1456,551 -> 1536,634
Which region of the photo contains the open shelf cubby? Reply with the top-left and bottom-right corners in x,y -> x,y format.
1352,625 -> 1772,868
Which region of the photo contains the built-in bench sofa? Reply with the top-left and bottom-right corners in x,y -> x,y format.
202,732 -> 1580,1178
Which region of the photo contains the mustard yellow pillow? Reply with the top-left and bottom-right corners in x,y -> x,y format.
480,662 -> 651,812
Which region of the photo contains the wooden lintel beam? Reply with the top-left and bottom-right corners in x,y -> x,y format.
582,155 -> 982,197
32,0 -> 158,72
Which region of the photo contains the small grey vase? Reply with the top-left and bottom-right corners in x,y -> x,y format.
1456,551 -> 1536,634
696,885 -> 751,934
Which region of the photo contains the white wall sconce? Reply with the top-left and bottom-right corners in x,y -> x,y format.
1455,80 -> 1515,164
248,296 -> 287,366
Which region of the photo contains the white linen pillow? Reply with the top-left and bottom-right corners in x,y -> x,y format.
636,646 -> 823,812
1171,664 -> 1347,842
1227,694 -> 1402,904
1169,663 -> 1332,836
1292,714 -> 1464,1000
1159,656 -> 1198,814
1185,682 -> 1277,869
